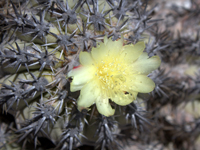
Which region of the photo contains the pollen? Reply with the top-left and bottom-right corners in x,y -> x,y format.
95,58 -> 128,93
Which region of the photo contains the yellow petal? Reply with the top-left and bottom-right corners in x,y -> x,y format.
91,37 -> 123,62
77,80 -> 100,111
91,43 -> 107,62
79,51 -> 94,66
132,53 -> 161,74
70,84 -> 85,93
96,97 -> 115,116
68,66 -> 95,92
91,36 -> 110,62
130,75 -> 155,93
121,42 -> 145,63
112,91 -> 138,106
106,38 -> 123,56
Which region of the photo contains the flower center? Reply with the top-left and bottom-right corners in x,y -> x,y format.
95,57 -> 127,91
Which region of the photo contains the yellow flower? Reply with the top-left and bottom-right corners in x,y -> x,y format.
68,36 -> 161,116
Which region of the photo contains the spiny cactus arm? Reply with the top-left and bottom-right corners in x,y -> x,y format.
0,81 -> 30,111
125,102 -> 151,129
22,10 -> 50,42
69,108 -> 89,131
107,16 -> 129,40
56,125 -> 87,150
94,115 -> 121,150
149,69 -> 170,98
55,0 -> 82,25
32,103 -> 57,132
16,122 -> 49,149
83,0 -> 112,32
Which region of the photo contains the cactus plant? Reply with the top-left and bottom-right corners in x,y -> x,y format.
1,0 -> 200,150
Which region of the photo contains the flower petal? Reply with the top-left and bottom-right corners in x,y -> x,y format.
131,53 -> 161,74
91,36 -> 111,62
121,42 -> 145,63
130,75 -> 155,93
68,66 -> 95,92
70,84 -> 85,93
112,91 -> 138,106
79,51 -> 94,66
91,37 -> 123,62
106,38 -> 123,56
77,80 -> 100,111
91,43 -> 107,62
96,97 -> 115,117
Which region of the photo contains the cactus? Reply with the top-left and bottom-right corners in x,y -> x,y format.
1,0 -> 200,150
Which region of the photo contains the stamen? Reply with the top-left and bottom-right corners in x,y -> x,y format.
95,58 -> 128,94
